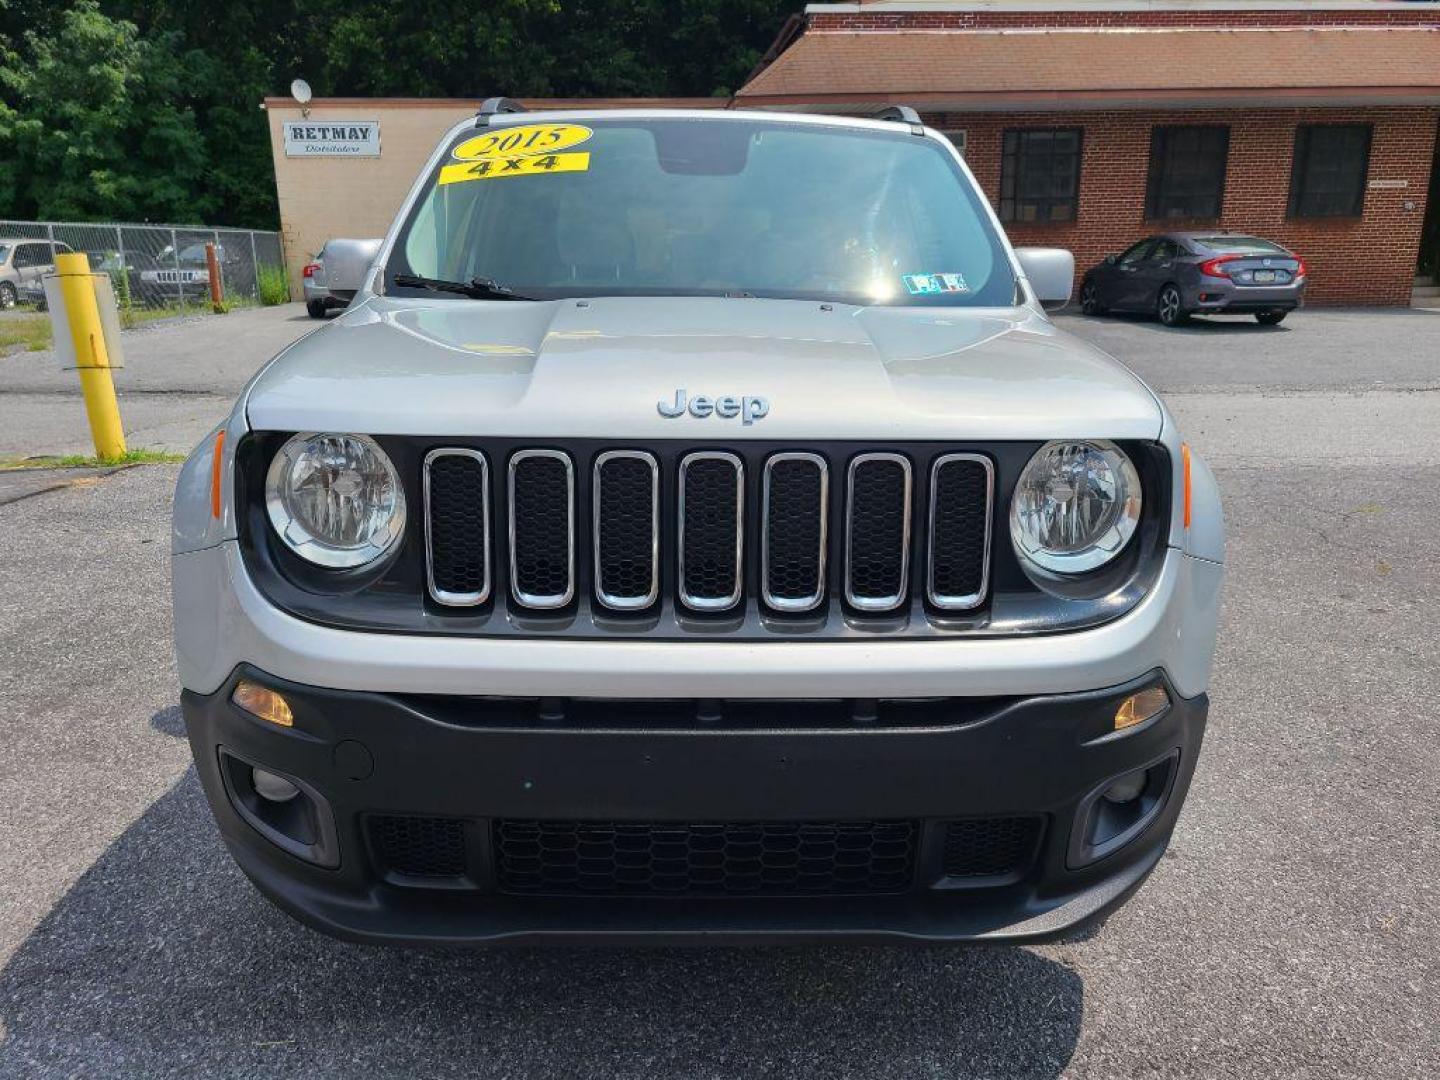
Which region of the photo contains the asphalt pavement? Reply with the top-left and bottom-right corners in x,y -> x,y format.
0,303 -> 319,459
0,305 -> 1438,1078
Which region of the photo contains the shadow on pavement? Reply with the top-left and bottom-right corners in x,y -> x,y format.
1075,311 -> 1291,334
0,758 -> 1084,1078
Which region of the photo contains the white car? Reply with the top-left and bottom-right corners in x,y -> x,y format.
171,104 -> 1224,946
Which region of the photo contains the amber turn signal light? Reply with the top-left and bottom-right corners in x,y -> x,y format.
1114,686 -> 1169,731
231,680 -> 295,727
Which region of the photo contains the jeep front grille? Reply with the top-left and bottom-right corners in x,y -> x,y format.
762,453 -> 828,612
423,444 -> 993,619
423,449 -> 491,606
593,451 -> 659,610
678,452 -> 744,611
845,453 -> 912,611
507,450 -> 574,608
927,454 -> 994,611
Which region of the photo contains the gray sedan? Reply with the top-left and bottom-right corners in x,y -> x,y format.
1080,232 -> 1306,327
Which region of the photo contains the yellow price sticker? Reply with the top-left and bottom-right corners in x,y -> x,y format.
451,123 -> 593,162
438,152 -> 591,185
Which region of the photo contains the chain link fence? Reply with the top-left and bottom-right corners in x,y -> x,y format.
0,219 -> 286,311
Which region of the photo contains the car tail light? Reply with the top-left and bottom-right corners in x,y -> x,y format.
302,263 -> 319,278
1198,256 -> 1238,279
1294,256 -> 1307,278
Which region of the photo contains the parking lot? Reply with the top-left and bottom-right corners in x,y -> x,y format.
1,304 -> 1438,1078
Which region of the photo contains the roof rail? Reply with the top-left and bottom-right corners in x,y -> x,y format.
475,97 -> 527,127
875,105 -> 924,136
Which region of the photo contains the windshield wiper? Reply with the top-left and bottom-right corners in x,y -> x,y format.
392,273 -> 537,301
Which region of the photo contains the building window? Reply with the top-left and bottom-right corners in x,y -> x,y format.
1146,126 -> 1229,220
1288,124 -> 1372,218
942,129 -> 967,157
1000,128 -> 1082,223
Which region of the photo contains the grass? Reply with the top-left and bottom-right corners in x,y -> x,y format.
256,264 -> 291,306
2,274 -> 283,355
0,448 -> 185,471
0,313 -> 53,352
119,303 -> 204,329
2,299 -> 213,349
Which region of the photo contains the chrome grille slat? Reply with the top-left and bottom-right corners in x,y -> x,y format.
593,450 -> 660,610
422,445 -> 990,624
927,453 -> 994,611
762,453 -> 828,612
678,451 -> 744,611
422,448 -> 491,607
508,450 -> 575,609
844,453 -> 912,612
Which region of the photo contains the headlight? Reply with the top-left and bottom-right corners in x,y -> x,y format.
1010,440 -> 1141,575
265,433 -> 405,568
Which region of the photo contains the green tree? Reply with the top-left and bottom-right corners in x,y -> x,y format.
0,0 -> 799,228
0,1 -> 210,222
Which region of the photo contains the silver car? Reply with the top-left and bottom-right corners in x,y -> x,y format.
303,237 -> 382,318
172,106 -> 1224,946
0,238 -> 73,308
1081,232 -> 1306,327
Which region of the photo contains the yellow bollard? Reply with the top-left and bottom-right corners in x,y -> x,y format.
54,252 -> 126,459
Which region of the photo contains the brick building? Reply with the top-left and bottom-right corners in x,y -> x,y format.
736,0 -> 1440,305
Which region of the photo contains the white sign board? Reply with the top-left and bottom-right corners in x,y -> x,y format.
42,272 -> 126,371
283,120 -> 380,157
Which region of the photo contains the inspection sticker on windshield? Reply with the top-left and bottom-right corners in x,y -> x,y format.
903,272 -> 970,296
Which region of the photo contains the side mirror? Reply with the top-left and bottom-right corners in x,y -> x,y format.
1015,247 -> 1075,312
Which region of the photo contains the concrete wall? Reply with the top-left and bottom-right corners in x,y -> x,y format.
265,100 -> 476,291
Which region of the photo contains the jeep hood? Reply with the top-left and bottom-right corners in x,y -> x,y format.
245,295 -> 1162,441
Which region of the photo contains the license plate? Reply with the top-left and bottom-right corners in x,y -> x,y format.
144,270 -> 206,285
1252,270 -> 1278,283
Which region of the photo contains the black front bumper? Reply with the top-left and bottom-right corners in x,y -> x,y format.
182,668 -> 1207,946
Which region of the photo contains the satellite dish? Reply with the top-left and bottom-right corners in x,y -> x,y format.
290,78 -> 312,106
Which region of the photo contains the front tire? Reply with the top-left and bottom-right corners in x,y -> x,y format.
1080,280 -> 1105,316
0,282 -> 17,309
306,299 -> 327,319
1157,284 -> 1188,327
1255,309 -> 1287,326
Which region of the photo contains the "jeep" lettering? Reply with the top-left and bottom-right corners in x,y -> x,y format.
657,389 -> 769,425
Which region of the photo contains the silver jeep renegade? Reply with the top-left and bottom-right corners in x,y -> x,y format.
171,104 -> 1224,945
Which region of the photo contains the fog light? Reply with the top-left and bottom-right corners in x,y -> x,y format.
1102,771 -> 1147,805
232,680 -> 294,727
1114,685 -> 1169,731
252,767 -> 300,803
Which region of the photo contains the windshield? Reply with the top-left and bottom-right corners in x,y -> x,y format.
388,117 -> 1015,307
1194,236 -> 1287,255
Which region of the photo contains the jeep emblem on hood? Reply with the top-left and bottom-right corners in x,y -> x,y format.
657,389 -> 769,425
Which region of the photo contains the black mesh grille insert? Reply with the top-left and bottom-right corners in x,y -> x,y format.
595,453 -> 657,607
425,452 -> 489,602
764,456 -> 826,609
680,454 -> 741,608
510,452 -> 573,605
941,817 -> 1042,880
369,815 -> 468,879
495,819 -> 918,896
846,456 -> 910,607
929,456 -> 991,607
